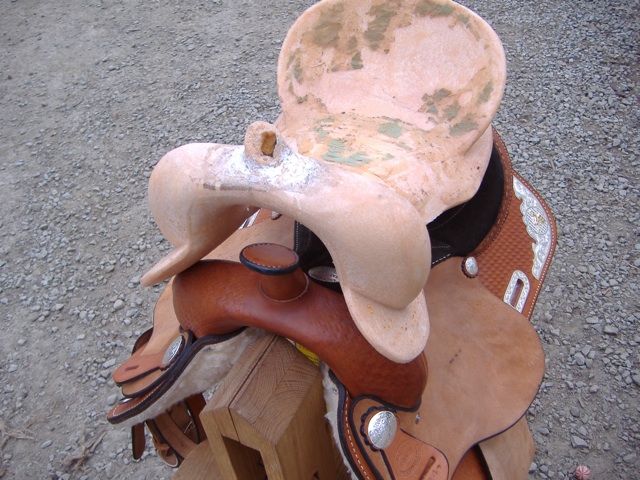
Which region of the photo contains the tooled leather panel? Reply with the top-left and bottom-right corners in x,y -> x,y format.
172,259 -> 427,409
469,132 -> 556,320
349,396 -> 449,480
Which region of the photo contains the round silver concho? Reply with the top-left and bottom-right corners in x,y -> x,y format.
463,257 -> 479,277
308,266 -> 340,283
367,410 -> 397,450
162,336 -> 184,365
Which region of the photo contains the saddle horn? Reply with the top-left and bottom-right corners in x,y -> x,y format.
141,122 -> 431,363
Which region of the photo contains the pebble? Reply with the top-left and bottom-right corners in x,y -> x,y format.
603,325 -> 619,335
41,440 -> 53,449
113,299 -> 125,311
623,453 -> 637,464
571,436 -> 589,448
102,358 -> 116,368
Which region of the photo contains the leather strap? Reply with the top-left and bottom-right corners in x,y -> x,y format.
131,393 -> 207,467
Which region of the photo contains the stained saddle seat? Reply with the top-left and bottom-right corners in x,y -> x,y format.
139,0 -> 507,363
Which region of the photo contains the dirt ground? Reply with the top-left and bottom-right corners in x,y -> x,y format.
1,1 -> 638,479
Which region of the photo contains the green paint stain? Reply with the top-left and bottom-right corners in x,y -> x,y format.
378,121 -> 403,138
311,4 -> 344,47
450,118 -> 478,136
364,4 -> 397,50
443,102 -> 460,121
415,1 -> 454,17
422,88 -> 451,104
421,88 -> 451,114
433,88 -> 452,101
292,59 -> 303,83
351,51 -> 363,69
478,81 -> 494,103
322,138 -> 371,166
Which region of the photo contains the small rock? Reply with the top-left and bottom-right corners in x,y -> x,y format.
603,325 -> 619,335
632,375 -> 640,387
623,453 -> 637,464
41,440 -> 53,449
575,352 -> 586,365
113,299 -> 125,311
570,407 -> 581,417
571,436 -> 589,448
102,358 -> 116,368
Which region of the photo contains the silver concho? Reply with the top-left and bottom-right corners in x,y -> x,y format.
503,270 -> 530,313
162,336 -> 184,365
513,177 -> 552,280
308,266 -> 340,283
463,257 -> 479,277
367,410 -> 397,450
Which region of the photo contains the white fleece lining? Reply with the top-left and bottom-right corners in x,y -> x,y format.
119,328 -> 267,427
322,363 -> 359,480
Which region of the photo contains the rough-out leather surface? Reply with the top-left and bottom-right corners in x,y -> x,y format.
172,256 -> 427,409
336,257 -> 545,480
141,394 -> 207,467
107,216 -> 294,425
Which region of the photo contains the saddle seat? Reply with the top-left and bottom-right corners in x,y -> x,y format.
139,0 -> 506,363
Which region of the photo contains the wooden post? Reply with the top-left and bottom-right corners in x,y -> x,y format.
174,334 -> 349,480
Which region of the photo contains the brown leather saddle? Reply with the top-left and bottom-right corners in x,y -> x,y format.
107,0 -> 557,477
108,130 -> 556,478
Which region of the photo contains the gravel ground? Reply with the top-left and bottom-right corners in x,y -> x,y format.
0,1 -> 638,479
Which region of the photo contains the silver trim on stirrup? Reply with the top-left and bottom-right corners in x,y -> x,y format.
513,177 -> 552,280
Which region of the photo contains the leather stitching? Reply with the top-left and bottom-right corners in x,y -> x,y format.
343,397 -> 371,480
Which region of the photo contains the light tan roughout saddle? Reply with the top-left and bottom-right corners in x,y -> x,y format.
107,0 -> 557,478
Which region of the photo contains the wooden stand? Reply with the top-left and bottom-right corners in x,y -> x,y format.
174,334 -> 349,480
